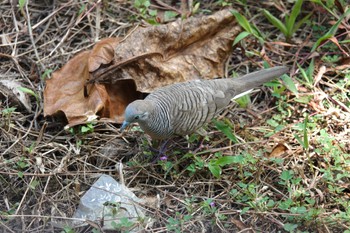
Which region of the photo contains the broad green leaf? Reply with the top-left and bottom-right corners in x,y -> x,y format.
208,163 -> 221,178
148,9 -> 157,17
294,95 -> 312,104
19,0 -> 27,10
281,74 -> 298,94
164,11 -> 179,21
215,156 -> 236,166
213,119 -> 238,143
280,170 -> 293,181
284,223 -> 298,232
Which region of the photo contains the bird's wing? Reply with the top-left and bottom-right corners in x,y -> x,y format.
170,81 -> 231,135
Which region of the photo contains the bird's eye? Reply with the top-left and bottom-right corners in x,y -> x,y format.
134,116 -> 139,120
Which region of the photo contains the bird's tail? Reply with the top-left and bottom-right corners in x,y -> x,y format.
232,66 -> 288,94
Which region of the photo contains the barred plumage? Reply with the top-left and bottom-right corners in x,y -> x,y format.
121,66 -> 288,139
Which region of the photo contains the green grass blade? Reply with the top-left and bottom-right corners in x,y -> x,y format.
292,12 -> 312,35
233,31 -> 251,46
287,0 -> 304,32
18,87 -> 39,103
303,115 -> 309,150
297,63 -> 312,86
263,10 -> 288,36
215,156 -> 236,166
311,8 -> 350,52
231,10 -> 253,34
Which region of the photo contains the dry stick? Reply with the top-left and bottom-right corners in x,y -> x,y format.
49,15 -> 76,57
9,3 -> 34,88
25,2 -> 45,72
32,0 -> 74,30
75,0 -> 101,26
152,0 -> 182,14
0,221 -> 15,233
95,0 -> 101,42
15,176 -> 35,215
0,214 -> 86,222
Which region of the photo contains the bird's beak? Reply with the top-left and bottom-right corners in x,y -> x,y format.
120,121 -> 130,132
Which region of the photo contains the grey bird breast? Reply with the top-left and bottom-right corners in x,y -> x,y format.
126,66 -> 288,139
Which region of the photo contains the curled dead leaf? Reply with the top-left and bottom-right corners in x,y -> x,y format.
268,143 -> 289,158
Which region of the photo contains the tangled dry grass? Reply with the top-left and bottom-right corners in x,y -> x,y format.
1,1 -> 350,232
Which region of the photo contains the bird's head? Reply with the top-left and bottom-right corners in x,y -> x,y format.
120,100 -> 152,132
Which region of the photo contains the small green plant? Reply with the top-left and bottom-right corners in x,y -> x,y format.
166,212 -> 192,233
1,107 -> 16,115
24,142 -> 36,155
207,152 -> 237,178
19,0 -> 27,10
213,119 -> 238,143
16,156 -> 30,170
234,93 -> 251,108
216,0 -> 232,7
41,69 -> 53,80
1,107 -> 16,129
18,86 -> 40,103
14,156 -> 30,178
68,122 -> 96,135
231,10 -> 265,45
293,114 -> 310,151
263,0 -> 312,42
134,0 -> 180,23
29,179 -> 40,190
296,61 -> 315,87
283,223 -> 299,232
61,226 -> 75,233
201,198 -> 217,215
111,217 -> 135,231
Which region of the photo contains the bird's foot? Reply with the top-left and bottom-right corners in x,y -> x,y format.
148,139 -> 170,162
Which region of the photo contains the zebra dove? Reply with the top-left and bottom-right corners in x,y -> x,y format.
121,66 -> 288,139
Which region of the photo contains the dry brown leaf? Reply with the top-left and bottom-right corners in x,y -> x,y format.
44,9 -> 240,125
268,143 -> 288,158
91,9 -> 240,92
230,218 -> 251,231
44,50 -> 111,124
313,65 -> 326,87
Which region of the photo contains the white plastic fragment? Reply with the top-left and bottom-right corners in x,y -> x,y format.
73,174 -> 147,231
